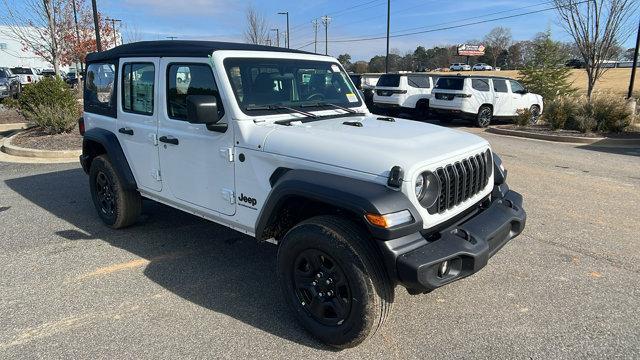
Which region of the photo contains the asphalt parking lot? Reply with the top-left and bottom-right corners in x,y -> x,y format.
1,123 -> 639,359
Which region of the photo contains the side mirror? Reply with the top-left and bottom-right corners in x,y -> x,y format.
186,94 -> 227,132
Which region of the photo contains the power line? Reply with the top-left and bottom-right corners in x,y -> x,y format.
298,1 -> 587,47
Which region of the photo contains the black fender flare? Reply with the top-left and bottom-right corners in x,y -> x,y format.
81,128 -> 137,190
255,169 -> 423,241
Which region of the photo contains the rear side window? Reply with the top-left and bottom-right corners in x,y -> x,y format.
493,79 -> 508,93
122,63 -> 154,115
436,77 -> 464,90
84,62 -> 117,117
471,78 -> 490,92
407,75 -> 430,88
377,74 -> 401,87
167,63 -> 222,121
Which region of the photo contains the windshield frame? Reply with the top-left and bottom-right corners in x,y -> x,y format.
223,57 -> 363,117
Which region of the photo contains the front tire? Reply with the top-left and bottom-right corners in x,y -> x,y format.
277,216 -> 394,348
529,105 -> 541,125
476,105 -> 493,127
89,155 -> 141,229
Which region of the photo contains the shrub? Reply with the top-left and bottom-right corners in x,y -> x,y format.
542,96 -> 575,130
514,108 -> 533,127
589,93 -> 633,133
17,77 -> 81,134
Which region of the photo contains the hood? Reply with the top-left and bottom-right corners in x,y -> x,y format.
262,114 -> 489,179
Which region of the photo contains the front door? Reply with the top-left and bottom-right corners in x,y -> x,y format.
157,58 -> 235,216
509,80 -> 527,114
491,79 -> 512,116
116,58 -> 162,192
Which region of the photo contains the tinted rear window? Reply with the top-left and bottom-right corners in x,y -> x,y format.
436,78 -> 464,90
377,74 -> 401,87
11,68 -> 33,75
407,75 -> 430,88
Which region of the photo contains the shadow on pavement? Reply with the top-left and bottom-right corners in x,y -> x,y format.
5,168 -> 332,351
577,143 -> 640,158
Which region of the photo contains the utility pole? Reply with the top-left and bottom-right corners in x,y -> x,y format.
278,11 -> 290,48
627,18 -> 640,99
271,28 -> 279,47
385,0 -> 390,73
266,39 -> 272,46
105,17 -> 122,47
312,19 -> 319,53
321,15 -> 331,55
71,0 -> 83,74
91,0 -> 101,51
166,36 -> 177,40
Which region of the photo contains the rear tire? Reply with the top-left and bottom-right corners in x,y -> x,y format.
413,100 -> 429,120
89,154 -> 141,229
476,105 -> 493,127
277,215 -> 394,348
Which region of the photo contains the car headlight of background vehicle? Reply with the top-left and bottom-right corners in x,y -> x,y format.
415,171 -> 440,208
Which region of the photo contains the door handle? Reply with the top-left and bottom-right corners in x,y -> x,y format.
159,136 -> 179,145
118,127 -> 134,135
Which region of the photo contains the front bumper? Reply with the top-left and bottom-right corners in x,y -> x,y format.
378,189 -> 526,292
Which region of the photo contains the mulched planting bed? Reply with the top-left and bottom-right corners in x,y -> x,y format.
11,127 -> 82,151
504,124 -> 640,139
0,106 -> 28,124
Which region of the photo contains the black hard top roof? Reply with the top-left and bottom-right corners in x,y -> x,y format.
86,40 -> 317,63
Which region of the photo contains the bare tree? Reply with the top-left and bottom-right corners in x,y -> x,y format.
123,23 -> 143,44
244,5 -> 269,45
484,27 -> 512,68
1,0 -> 68,73
554,0 -> 636,98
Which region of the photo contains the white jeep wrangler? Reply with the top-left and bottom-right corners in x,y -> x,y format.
79,41 -> 526,348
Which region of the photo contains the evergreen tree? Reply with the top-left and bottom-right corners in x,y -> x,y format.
518,30 -> 575,101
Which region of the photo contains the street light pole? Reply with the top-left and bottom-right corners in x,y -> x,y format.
627,18 -> 640,99
278,11 -> 289,48
271,28 -> 279,47
91,0 -> 101,51
312,19 -> 319,53
321,15 -> 331,55
385,0 -> 390,73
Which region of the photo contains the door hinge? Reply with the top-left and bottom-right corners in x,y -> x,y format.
151,169 -> 162,181
219,147 -> 234,162
149,133 -> 158,146
221,189 -> 235,204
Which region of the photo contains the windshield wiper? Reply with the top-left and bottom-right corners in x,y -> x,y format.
300,101 -> 363,114
245,104 -> 317,118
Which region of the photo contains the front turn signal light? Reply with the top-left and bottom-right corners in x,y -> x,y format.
366,210 -> 413,228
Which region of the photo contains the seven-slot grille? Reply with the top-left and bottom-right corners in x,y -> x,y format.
433,151 -> 491,214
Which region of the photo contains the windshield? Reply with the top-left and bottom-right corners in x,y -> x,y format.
11,68 -> 33,75
436,77 -> 465,91
224,58 -> 362,114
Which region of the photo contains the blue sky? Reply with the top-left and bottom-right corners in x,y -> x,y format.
6,0 -> 640,61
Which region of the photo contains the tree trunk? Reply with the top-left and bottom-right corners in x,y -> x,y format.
43,0 -> 60,74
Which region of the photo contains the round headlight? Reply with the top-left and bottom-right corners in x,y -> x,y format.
416,172 -> 440,208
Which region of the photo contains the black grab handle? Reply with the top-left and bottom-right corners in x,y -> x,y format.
118,127 -> 134,135
159,136 -> 179,145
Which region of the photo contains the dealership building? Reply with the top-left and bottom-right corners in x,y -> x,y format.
0,25 -> 56,69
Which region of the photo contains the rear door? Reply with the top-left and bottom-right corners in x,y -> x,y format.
117,58 -> 162,192
491,78 -> 512,116
157,58 -> 235,216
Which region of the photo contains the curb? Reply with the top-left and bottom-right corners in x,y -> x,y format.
1,132 -> 81,159
0,123 -> 29,132
486,126 -> 640,147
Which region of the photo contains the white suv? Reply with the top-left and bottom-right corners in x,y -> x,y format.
79,41 -> 526,348
449,63 -> 471,71
431,75 -> 543,127
472,63 -> 493,71
373,73 -> 436,118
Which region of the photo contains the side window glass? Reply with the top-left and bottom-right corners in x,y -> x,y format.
510,80 -> 525,93
84,62 -> 116,116
408,75 -> 430,88
471,78 -> 490,92
167,64 -> 222,121
122,63 -> 154,115
493,79 -> 508,93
